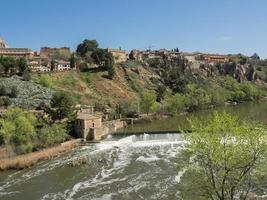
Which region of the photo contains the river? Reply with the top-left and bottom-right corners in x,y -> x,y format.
0,101 -> 267,200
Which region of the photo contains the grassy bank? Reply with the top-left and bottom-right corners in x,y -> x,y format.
0,139 -> 81,170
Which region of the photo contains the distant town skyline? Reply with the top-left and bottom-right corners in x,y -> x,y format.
1,0 -> 267,58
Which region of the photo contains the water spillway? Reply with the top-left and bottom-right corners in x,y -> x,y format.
0,133 -> 187,200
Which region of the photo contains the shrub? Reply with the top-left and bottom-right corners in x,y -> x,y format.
37,74 -> 53,88
38,123 -> 69,148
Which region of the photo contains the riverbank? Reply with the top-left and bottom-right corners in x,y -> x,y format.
0,139 -> 82,170
117,100 -> 267,134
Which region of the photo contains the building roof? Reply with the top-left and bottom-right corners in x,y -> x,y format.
76,113 -> 102,120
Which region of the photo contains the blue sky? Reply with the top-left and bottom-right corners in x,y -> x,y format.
1,0 -> 267,58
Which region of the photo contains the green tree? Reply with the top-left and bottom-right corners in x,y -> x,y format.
76,39 -> 99,57
140,91 -> 158,114
156,84 -> 166,102
38,123 -> 69,148
70,53 -> 76,68
37,74 -> 53,88
182,112 -> 267,200
51,92 -> 74,120
16,57 -> 28,74
50,59 -> 56,71
105,53 -> 115,79
166,93 -> 186,115
0,108 -> 37,153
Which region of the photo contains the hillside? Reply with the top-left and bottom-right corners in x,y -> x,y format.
34,61 -> 160,109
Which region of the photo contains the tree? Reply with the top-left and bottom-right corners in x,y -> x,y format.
0,108 -> 37,153
70,53 -> 76,69
140,91 -> 158,114
37,74 -> 53,88
16,57 -> 28,74
182,112 -> 267,200
51,92 -> 74,120
76,39 -> 99,57
38,123 -> 69,148
105,52 -> 115,79
166,93 -> 186,115
156,85 -> 166,102
50,59 -> 56,71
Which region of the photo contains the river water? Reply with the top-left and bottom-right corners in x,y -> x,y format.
0,101 -> 267,200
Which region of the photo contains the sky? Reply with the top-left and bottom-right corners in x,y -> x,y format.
0,0 -> 267,58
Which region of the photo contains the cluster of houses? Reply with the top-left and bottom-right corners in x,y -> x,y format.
0,38 -> 71,72
0,37 -> 229,74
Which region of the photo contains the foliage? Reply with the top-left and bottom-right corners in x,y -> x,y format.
140,91 -> 158,114
38,123 -> 69,148
0,108 -> 37,154
0,56 -> 29,76
182,112 -> 267,200
76,39 -> 99,57
156,84 -> 166,102
185,84 -> 210,111
50,91 -> 74,120
165,93 -> 186,115
37,74 -> 53,88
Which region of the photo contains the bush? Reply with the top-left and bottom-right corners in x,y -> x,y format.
0,108 -> 37,154
37,74 -> 53,88
9,86 -> 18,98
165,93 -> 186,115
38,123 -> 69,148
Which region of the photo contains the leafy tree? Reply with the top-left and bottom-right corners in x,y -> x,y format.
140,91 -> 158,114
37,74 -> 53,88
16,57 -> 28,74
185,84 -> 210,111
156,84 -> 166,102
182,112 -> 267,200
51,91 -> 74,120
166,93 -> 186,115
38,123 -> 69,148
70,53 -> 76,68
105,53 -> 115,79
0,108 -> 37,153
91,48 -> 107,66
50,59 -> 56,71
76,39 -> 99,57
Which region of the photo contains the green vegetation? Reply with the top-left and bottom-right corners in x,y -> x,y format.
38,123 -> 69,148
76,39 -> 115,79
50,91 -> 74,120
35,74 -> 53,88
0,108 -> 37,154
179,112 -> 267,200
0,56 -> 29,76
140,91 -> 158,114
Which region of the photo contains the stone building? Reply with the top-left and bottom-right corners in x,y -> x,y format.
107,48 -> 128,63
0,38 -> 34,59
75,111 -> 103,141
40,47 -> 71,60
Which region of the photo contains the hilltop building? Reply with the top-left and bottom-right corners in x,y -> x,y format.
40,47 -> 71,60
107,48 -> 128,63
0,38 -> 34,59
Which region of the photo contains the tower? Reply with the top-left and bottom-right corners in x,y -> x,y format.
0,38 -> 9,48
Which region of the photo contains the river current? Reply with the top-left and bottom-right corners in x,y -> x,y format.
1,101 -> 267,200
0,134 -> 187,200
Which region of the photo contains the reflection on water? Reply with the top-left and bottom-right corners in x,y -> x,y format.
118,101 -> 267,133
